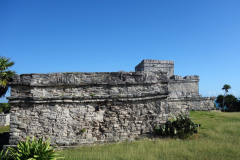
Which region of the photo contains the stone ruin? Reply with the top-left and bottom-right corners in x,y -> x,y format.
5,59 -> 215,148
0,113 -> 10,127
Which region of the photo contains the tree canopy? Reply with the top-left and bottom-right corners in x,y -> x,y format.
216,94 -> 240,110
216,84 -> 240,110
0,56 -> 16,98
222,84 -> 231,95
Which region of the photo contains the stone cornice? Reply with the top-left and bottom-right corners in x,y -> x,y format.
168,96 -> 216,101
8,94 -> 168,104
9,72 -> 169,86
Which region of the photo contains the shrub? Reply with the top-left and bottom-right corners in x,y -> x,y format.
154,113 -> 201,139
0,149 -> 11,159
7,136 -> 64,160
0,103 -> 10,113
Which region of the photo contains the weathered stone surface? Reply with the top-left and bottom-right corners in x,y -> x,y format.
0,114 -> 10,127
135,60 -> 174,78
189,97 -> 216,111
168,80 -> 199,98
6,59 -> 215,148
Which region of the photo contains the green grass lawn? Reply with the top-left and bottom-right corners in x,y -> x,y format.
0,125 -> 9,134
58,111 -> 240,160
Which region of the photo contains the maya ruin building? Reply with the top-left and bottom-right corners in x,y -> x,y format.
6,59 -> 216,148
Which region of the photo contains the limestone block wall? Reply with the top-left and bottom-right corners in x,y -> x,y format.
168,75 -> 215,113
7,72 -> 169,146
167,98 -> 190,117
135,59 -> 174,78
134,60 -> 215,114
0,114 -> 10,127
168,96 -> 216,115
9,100 -> 168,146
168,75 -> 199,98
189,96 -> 216,111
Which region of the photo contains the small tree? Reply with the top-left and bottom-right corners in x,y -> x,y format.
0,56 -> 16,98
221,84 -> 231,111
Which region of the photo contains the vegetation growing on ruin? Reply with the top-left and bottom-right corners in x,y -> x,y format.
81,128 -> 86,133
90,93 -> 95,97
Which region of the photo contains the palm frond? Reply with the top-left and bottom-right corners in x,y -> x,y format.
0,56 -> 16,97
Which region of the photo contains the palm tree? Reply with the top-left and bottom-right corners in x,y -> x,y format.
222,84 -> 231,96
221,84 -> 231,111
0,56 -> 16,98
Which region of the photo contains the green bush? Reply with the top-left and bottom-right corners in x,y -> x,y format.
0,103 -> 10,113
154,113 -> 201,139
7,136 -> 64,160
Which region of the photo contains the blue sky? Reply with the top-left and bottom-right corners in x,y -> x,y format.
1,0 -> 240,102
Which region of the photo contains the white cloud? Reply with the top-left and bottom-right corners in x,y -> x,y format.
207,91 -> 217,96
205,90 -> 239,98
219,90 -> 224,95
208,91 -> 212,96
231,90 -> 237,95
